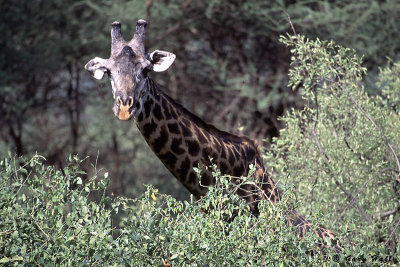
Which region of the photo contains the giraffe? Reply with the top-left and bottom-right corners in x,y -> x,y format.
85,20 -> 340,253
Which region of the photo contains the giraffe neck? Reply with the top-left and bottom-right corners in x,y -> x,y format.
133,78 -> 207,197
132,78 -> 281,206
131,78 -> 340,251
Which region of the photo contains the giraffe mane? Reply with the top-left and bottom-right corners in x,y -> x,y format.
154,79 -> 260,153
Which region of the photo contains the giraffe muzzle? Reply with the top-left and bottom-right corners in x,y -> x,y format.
115,96 -> 134,121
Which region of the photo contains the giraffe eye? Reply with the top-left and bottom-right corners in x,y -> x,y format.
143,66 -> 152,75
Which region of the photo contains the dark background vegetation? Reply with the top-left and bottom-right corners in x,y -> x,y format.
1,0 -> 399,200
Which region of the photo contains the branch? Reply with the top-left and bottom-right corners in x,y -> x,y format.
334,180 -> 372,224
30,213 -> 50,240
286,14 -> 297,36
311,127 -> 372,224
214,93 -> 241,123
385,217 -> 400,246
338,79 -> 400,178
377,207 -> 400,219
153,17 -> 197,44
338,168 -> 392,222
145,0 -> 154,20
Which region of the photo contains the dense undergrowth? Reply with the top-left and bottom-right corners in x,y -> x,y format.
1,35 -> 400,265
0,154 -> 396,266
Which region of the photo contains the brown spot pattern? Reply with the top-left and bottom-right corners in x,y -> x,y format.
153,103 -> 164,121
152,125 -> 169,153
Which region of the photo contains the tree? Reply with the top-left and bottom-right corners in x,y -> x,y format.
268,34 -> 400,254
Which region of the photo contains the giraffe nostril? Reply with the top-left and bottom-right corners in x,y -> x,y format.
117,97 -> 122,107
116,96 -> 134,107
128,96 -> 133,108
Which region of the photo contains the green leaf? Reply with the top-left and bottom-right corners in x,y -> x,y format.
0,256 -> 24,263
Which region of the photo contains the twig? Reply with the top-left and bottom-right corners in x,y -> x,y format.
334,180 -> 372,224
30,213 -> 50,240
214,93 -> 241,123
286,14 -> 297,36
338,78 -> 400,177
153,17 -> 197,44
311,127 -> 372,224
153,21 -> 182,44
311,127 -> 329,162
384,217 -> 400,246
145,0 -> 154,20
338,168 -> 392,222
377,207 -> 400,219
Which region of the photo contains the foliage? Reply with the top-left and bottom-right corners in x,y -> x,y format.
118,167 -> 334,266
378,61 -> 400,112
2,1 -> 400,199
0,154 -> 123,265
1,152 -> 397,266
147,0 -> 400,132
265,34 -> 400,258
0,154 -> 337,265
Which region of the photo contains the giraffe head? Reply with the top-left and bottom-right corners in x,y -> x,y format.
85,20 -> 176,120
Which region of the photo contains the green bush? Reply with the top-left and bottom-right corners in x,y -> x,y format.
0,154 -> 337,266
266,34 -> 400,261
118,165 -> 337,266
0,153 -> 396,266
0,154 -> 121,265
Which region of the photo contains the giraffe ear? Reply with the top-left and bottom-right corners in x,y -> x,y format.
85,57 -> 108,80
150,50 -> 176,72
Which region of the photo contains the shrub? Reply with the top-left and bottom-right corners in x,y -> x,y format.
266,34 -> 400,262
0,154 -> 121,265
0,154 -> 337,266
118,165 -> 337,266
